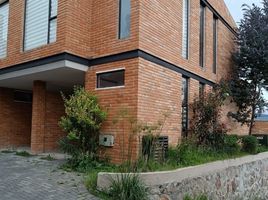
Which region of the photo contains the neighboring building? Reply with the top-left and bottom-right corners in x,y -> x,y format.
253,114 -> 268,135
0,0 -> 248,163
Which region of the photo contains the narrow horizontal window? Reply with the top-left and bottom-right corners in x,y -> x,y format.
97,69 -> 125,88
119,0 -> 131,39
0,2 -> 9,58
14,91 -> 33,103
182,0 -> 189,59
24,0 -> 58,51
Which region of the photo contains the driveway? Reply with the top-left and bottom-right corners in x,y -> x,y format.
0,152 -> 98,200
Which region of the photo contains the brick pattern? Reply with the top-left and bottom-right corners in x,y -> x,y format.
0,87 -> 32,148
31,81 -> 46,153
85,58 -> 139,163
253,121 -> 268,135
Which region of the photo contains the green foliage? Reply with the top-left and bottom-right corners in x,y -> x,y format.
40,154 -> 55,161
1,150 -> 15,153
15,151 -> 32,157
223,135 -> 241,154
105,174 -> 149,200
183,194 -> 208,200
242,135 -> 258,154
229,2 -> 268,135
190,83 -> 228,148
59,86 -> 107,165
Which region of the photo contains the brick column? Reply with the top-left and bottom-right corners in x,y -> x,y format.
31,81 -> 46,154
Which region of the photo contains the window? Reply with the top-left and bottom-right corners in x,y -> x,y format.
181,77 -> 189,137
0,2 -> 9,58
199,3 -> 205,68
213,15 -> 218,74
24,0 -> 58,51
14,90 -> 32,103
182,0 -> 189,59
119,0 -> 131,39
97,69 -> 125,89
199,82 -> 205,98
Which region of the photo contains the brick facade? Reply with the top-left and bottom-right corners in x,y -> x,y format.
253,121 -> 268,135
0,0 -> 252,162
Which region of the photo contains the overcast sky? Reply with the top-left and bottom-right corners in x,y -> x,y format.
224,0 -> 268,112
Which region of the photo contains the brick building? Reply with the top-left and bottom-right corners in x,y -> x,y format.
0,0 -> 248,162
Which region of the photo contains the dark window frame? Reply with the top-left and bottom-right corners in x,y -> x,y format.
199,82 -> 205,98
14,90 -> 33,103
213,15 -> 218,74
182,76 -> 189,138
0,0 -> 9,58
96,69 -> 125,89
199,3 -> 205,68
47,0 -> 57,44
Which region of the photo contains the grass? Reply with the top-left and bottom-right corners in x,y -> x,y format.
1,150 -> 15,153
40,154 -> 55,161
15,151 -> 32,157
184,194 -> 208,200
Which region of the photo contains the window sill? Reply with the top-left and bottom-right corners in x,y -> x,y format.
95,86 -> 125,91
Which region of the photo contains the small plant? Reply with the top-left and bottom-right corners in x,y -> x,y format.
15,151 -> 32,157
40,154 -> 55,161
223,135 -> 240,154
184,194 -> 208,200
242,135 -> 258,154
59,86 -> 107,170
106,173 -> 149,200
1,150 -> 15,153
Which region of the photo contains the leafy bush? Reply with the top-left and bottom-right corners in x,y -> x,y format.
15,151 -> 32,157
59,86 -> 107,166
242,135 -> 258,154
190,82 -> 228,148
106,174 -> 149,200
223,135 -> 240,154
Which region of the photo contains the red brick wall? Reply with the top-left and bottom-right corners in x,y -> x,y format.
0,87 -> 32,148
137,58 -> 182,146
85,58 -> 139,163
44,91 -> 65,152
253,121 -> 268,135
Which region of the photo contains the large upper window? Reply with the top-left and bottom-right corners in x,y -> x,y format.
24,0 -> 58,51
182,0 -> 189,59
0,2 -> 9,58
119,0 -> 131,39
97,69 -> 125,89
199,3 -> 205,68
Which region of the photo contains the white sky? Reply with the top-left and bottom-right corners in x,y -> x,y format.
224,0 -> 268,112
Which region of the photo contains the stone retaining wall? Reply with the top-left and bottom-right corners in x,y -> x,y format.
97,152 -> 268,200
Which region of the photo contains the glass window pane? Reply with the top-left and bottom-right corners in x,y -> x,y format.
50,0 -> 58,18
97,70 -> 125,88
0,3 -> 9,58
119,0 -> 131,39
182,0 -> 189,59
24,0 -> 49,50
49,19 -> 57,43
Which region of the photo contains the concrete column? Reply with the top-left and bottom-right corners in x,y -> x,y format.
31,81 -> 46,154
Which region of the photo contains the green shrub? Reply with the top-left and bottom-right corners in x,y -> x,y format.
59,86 -> 107,166
242,135 -> 258,154
15,151 -> 32,157
190,82 -> 228,148
106,174 -> 149,200
223,135 -> 240,154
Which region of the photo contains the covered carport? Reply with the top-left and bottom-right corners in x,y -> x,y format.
0,53 -> 89,153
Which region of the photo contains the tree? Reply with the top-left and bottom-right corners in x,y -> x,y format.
229,2 -> 268,135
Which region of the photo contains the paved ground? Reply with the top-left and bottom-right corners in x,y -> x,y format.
0,152 -> 98,200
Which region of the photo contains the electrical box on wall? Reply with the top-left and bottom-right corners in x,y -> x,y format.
99,135 -> 114,147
